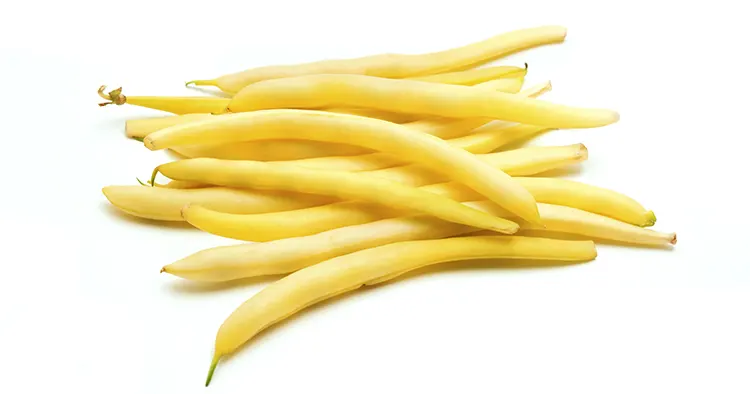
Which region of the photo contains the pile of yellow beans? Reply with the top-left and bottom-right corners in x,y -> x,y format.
99,25 -> 676,386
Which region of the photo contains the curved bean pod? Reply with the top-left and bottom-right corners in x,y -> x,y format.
515,177 -> 657,227
227,76 -> 618,128
188,25 -> 566,93
203,235 -> 596,385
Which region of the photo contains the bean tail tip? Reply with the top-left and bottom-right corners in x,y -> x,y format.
669,233 -> 677,245
205,356 -> 220,386
644,211 -> 657,227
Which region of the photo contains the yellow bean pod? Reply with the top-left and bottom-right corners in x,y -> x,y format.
203,235 -> 596,385
155,159 -> 520,233
515,177 -> 656,227
522,204 -> 675,245
144,109 -> 542,224
187,25 -> 566,93
227,76 -> 618,128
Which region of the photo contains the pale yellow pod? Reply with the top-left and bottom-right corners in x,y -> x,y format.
524,204 -> 676,245
101,185 -> 335,221
144,109 -> 542,224
515,177 -> 656,227
203,235 -> 595,385
165,201 -> 674,283
156,159 -> 520,234
227,76 -> 618,128
188,25 -> 566,94
181,145 -> 586,241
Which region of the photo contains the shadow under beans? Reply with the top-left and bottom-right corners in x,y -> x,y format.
218,257 -> 586,370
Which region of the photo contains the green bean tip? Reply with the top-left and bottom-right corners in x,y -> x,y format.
205,356 -> 220,386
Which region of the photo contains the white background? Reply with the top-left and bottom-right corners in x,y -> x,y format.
1,1 -> 748,393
